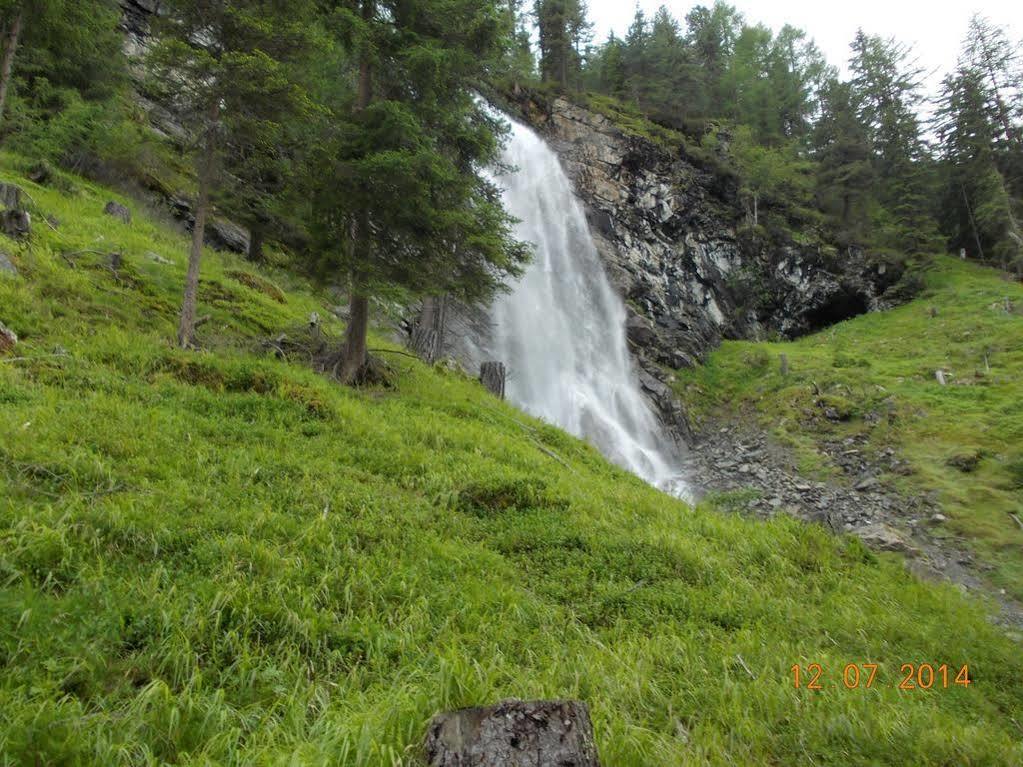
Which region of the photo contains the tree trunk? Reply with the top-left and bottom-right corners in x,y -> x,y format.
0,8 -> 24,131
336,291 -> 369,384
177,99 -> 220,348
247,222 -> 264,263
333,0 -> 375,384
959,183 -> 984,261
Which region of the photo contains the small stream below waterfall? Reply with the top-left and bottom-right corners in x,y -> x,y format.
473,115 -> 690,499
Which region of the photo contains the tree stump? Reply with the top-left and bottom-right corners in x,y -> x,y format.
424,700 -> 602,767
411,295 -> 448,363
1,209 -> 30,239
479,361 -> 506,399
0,182 -> 23,210
0,321 -> 17,355
103,201 -> 132,224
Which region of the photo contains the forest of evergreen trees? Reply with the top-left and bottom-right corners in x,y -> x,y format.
526,1 -> 1023,272
0,0 -> 1020,384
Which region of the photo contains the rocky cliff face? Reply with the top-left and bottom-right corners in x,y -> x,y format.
506,95 -> 905,423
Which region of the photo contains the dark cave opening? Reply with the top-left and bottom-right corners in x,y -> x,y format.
805,289 -> 870,329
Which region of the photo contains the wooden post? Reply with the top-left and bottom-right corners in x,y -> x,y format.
479,361 -> 506,399
779,353 -> 789,376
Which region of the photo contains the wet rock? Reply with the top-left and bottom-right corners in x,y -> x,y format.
625,311 -> 657,347
507,93 -> 905,377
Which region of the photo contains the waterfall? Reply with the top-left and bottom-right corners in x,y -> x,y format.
479,116 -> 690,499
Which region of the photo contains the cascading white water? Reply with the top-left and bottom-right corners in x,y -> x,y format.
481,116 -> 690,498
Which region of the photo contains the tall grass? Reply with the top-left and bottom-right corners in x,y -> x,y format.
1,159 -> 1021,765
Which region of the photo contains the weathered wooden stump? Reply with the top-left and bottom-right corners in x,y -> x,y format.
0,182 -> 23,210
0,321 -> 17,354
411,295 -> 448,363
103,201 -> 132,224
479,361 -> 506,400
425,700 -> 601,767
2,209 -> 31,239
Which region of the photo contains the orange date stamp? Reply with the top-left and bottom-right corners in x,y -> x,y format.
791,663 -> 972,690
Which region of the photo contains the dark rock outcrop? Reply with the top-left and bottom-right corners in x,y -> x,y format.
168,195 -> 250,254
119,0 -> 160,58
425,700 -> 601,767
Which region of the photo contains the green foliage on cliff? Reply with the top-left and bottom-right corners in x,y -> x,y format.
3,160 -> 1023,765
676,257 -> 1023,602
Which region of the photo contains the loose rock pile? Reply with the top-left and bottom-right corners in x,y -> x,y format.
687,422 -> 1023,627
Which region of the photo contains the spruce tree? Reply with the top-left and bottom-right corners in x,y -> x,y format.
849,30 -> 941,253
305,0 -> 529,384
0,0 -> 125,134
148,0 -> 316,348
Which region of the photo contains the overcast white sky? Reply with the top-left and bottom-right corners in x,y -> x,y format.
587,0 -> 1023,96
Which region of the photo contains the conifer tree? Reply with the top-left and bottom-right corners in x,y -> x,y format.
305,0 -> 529,384
849,30 -> 941,253
148,0 -> 315,348
535,0 -> 590,90
0,0 -> 125,134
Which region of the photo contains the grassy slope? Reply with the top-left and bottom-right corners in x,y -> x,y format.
1,159 -> 1022,766
676,258 -> 1023,604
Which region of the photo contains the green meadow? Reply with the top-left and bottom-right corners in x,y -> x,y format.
2,159 -> 1022,765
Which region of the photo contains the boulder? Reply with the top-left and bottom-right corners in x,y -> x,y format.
856,523 -> 917,556
206,218 -> 250,254
104,201 -> 132,224
424,700 -> 601,767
